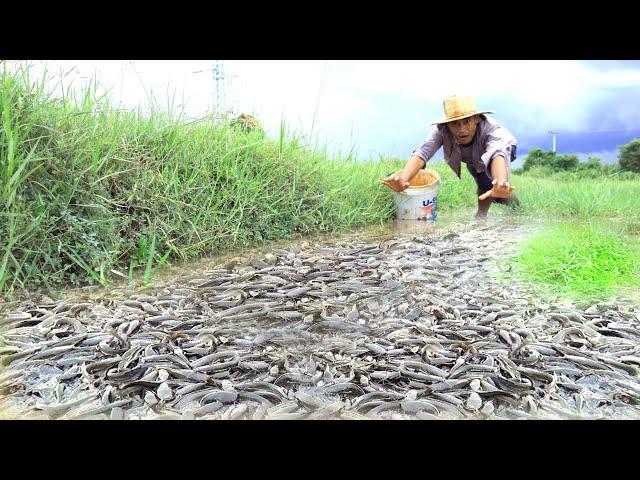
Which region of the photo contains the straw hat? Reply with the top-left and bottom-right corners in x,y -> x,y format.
432,95 -> 494,125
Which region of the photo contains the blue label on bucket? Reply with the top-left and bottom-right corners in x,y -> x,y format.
418,195 -> 438,222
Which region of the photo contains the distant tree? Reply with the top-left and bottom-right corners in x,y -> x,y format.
583,157 -> 602,169
618,139 -> 640,173
551,154 -> 579,171
522,148 -> 556,171
522,148 -> 579,173
601,163 -> 620,175
571,157 -> 603,178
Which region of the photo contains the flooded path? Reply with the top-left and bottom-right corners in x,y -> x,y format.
2,210 -> 640,420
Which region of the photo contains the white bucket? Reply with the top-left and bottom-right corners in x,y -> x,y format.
393,169 -> 441,221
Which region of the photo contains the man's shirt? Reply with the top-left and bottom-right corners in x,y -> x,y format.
412,115 -> 517,180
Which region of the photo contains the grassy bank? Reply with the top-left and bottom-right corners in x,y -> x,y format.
0,65 -> 400,298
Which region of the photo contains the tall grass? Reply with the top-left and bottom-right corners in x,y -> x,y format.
504,172 -> 640,301
514,176 -> 640,219
0,64 -> 399,298
431,165 -> 640,220
430,164 -> 640,226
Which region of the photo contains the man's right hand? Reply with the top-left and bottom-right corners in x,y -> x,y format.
380,173 -> 410,192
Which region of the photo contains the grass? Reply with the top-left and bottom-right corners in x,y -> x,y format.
412,162 -> 640,222
511,220 -> 640,301
428,163 -> 640,302
0,63 -> 400,298
505,170 -> 640,302
513,176 -> 640,219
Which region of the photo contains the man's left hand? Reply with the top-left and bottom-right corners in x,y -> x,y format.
478,179 -> 515,200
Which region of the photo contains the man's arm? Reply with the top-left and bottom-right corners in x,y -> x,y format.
380,155 -> 425,192
490,155 -> 509,183
478,154 -> 514,200
380,128 -> 443,192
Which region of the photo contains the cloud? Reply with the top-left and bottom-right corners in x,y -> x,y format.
222,61 -> 640,158
10,60 -> 640,160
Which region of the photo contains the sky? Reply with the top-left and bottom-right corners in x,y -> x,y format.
13,60 -> 640,166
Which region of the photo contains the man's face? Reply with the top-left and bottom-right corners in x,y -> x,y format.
446,115 -> 480,145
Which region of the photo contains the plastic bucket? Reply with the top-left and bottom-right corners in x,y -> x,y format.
393,169 -> 441,221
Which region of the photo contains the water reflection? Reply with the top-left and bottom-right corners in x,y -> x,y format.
394,219 -> 436,237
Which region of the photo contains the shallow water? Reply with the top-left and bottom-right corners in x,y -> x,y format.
85,207 -> 534,301
2,208 -> 638,420
0,207 -> 491,308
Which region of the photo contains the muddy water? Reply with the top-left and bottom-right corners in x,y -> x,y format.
131,209 -> 525,286
7,207 -> 487,307
2,209 -> 639,420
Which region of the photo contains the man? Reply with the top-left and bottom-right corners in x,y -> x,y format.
381,95 -> 520,219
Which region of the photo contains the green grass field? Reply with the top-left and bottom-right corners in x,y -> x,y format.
428,161 -> 640,221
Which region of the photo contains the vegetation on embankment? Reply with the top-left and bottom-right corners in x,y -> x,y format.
0,65 -> 399,298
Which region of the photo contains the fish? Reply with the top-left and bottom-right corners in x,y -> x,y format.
3,222 -> 640,422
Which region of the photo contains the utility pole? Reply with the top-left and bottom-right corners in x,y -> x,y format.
548,131 -> 559,153
212,60 -> 225,115
193,61 -> 226,117
191,60 -> 237,118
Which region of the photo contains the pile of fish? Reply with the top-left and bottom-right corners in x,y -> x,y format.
1,220 -> 640,420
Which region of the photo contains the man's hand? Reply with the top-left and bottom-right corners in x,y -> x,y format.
478,179 -> 515,200
380,173 -> 410,193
